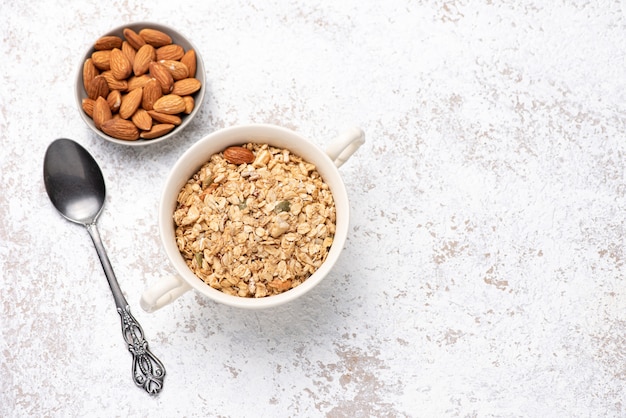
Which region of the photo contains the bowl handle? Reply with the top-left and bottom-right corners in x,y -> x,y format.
325,127 -> 365,167
140,275 -> 191,313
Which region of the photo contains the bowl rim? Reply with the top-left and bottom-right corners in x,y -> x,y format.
75,21 -> 206,146
158,124 -> 351,309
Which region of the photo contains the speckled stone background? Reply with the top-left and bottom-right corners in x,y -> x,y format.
1,1 -> 625,417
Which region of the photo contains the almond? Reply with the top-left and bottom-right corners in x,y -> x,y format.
121,41 -> 136,66
119,87 -> 143,119
156,44 -> 184,61
100,71 -> 128,91
149,61 -> 173,94
93,96 -> 112,130
94,35 -> 123,50
180,49 -> 197,78
126,74 -> 153,91
82,58 -> 99,91
91,50 -> 111,71
147,110 -> 182,125
152,94 -> 185,114
101,118 -> 140,141
107,90 -> 122,113
171,78 -> 201,96
224,146 -> 255,165
110,48 -> 132,80
123,28 -> 146,50
82,98 -> 96,118
159,59 -> 189,80
86,75 -> 109,100
140,123 -> 175,139
131,108 -> 152,130
141,78 -> 162,111
182,96 -> 195,114
133,44 -> 155,76
139,28 -> 172,47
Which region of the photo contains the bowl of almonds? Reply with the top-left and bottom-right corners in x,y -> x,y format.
76,22 -> 205,145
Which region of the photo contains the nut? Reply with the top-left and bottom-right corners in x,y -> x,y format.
183,96 -> 194,114
180,49 -> 197,78
100,71 -> 128,91
91,50 -> 111,71
133,44 -> 155,76
126,74 -> 152,91
139,28 -> 172,47
147,110 -> 182,125
119,87 -> 143,119
121,41 -> 136,66
141,78 -> 162,111
106,90 -> 122,113
82,98 -> 95,118
131,108 -> 152,131
152,94 -> 185,114
171,78 -> 201,96
94,35 -> 123,51
223,146 -> 255,165
149,61 -> 174,94
86,75 -> 109,100
140,123 -> 175,139
110,48 -> 132,80
93,96 -> 112,130
159,59 -> 189,80
82,58 -> 99,91
122,28 -> 146,50
156,44 -> 184,61
101,118 -> 140,141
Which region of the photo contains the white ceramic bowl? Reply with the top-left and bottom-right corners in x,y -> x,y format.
140,124 -> 365,311
75,22 -> 205,146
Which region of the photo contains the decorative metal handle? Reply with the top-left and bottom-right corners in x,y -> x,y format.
117,305 -> 166,394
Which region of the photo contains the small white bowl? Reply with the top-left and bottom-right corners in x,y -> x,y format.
140,124 -> 365,311
75,22 -> 206,146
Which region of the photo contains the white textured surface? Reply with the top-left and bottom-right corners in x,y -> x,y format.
1,1 -> 625,417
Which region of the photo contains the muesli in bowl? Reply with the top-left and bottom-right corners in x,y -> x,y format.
174,143 -> 336,298
140,124 -> 364,311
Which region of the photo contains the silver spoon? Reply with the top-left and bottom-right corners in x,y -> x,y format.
43,138 -> 165,394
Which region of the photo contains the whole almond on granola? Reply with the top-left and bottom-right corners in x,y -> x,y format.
223,146 -> 255,165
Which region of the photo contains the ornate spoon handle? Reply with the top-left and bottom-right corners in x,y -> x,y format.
86,223 -> 166,394
117,305 -> 166,394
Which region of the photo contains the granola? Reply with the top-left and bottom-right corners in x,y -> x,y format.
173,143 -> 336,297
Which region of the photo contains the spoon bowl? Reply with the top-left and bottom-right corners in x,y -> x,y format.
43,138 -> 105,224
43,138 -> 166,394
